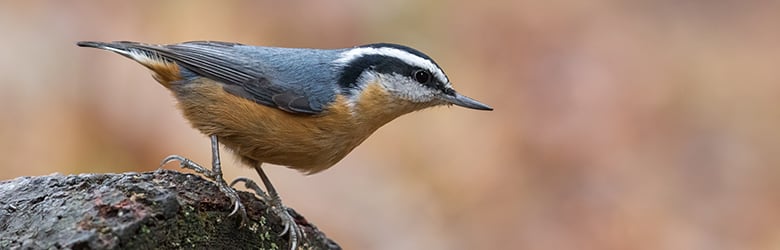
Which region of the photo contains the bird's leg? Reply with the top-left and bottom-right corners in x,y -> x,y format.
161,135 -> 248,224
230,165 -> 302,250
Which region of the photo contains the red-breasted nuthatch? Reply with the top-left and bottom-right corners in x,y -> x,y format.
77,40 -> 492,248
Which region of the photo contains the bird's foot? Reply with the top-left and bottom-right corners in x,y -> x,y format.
161,155 -> 248,225
231,177 -> 303,250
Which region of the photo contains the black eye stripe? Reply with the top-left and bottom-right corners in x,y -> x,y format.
338,54 -> 448,95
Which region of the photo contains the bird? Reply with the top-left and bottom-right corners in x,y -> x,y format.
77,40 -> 493,249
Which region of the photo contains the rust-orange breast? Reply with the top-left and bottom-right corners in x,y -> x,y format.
170,78 -> 417,174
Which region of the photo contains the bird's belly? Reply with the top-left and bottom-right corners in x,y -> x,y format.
219,118 -> 369,174
172,79 -> 372,174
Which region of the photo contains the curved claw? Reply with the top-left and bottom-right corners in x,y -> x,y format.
160,154 -> 246,225
227,200 -> 242,217
274,206 -> 301,250
281,222 -> 289,235
217,186 -> 247,226
160,155 -> 187,167
160,154 -> 213,176
231,177 -> 301,249
229,177 -> 252,188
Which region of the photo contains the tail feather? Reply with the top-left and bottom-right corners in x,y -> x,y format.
77,41 -> 183,85
77,41 -> 162,61
76,41 -> 109,48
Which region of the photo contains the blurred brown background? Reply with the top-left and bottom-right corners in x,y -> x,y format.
2,0 -> 780,249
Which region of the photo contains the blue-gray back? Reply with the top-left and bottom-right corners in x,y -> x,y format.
166,41 -> 349,114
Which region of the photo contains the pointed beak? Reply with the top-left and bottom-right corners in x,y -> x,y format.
441,92 -> 493,111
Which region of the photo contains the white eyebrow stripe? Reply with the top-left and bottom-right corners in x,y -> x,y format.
334,47 -> 450,85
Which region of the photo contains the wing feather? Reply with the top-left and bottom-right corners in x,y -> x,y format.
105,41 -> 325,115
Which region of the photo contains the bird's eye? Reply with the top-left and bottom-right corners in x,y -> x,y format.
413,70 -> 431,84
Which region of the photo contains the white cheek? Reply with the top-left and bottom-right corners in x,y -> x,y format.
380,74 -> 435,103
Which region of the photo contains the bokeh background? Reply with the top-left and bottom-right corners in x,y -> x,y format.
1,1 -> 780,249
